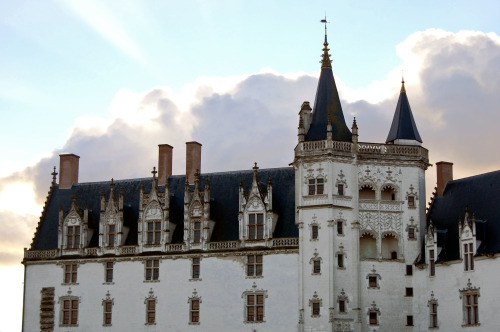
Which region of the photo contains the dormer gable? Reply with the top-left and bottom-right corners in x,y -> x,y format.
238,163 -> 278,245
99,179 -> 128,253
58,193 -> 92,254
184,170 -> 215,249
459,207 -> 477,271
138,168 -> 175,252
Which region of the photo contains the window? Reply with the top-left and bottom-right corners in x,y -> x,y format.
464,293 -> 479,325
193,221 -> 201,243
147,221 -> 161,245
407,315 -> 414,326
464,243 -> 474,271
406,287 -> 413,297
247,255 -> 263,277
429,302 -> 438,328
103,300 -> 112,326
391,251 -> 398,260
246,294 -> 264,322
312,301 -> 320,316
248,213 -> 264,240
337,221 -> 343,235
408,227 -> 416,240
67,226 -> 80,249
145,260 -> 159,281
408,196 -> 415,207
146,299 -> 156,324
369,312 -> 378,325
61,298 -> 78,326
192,257 -> 200,279
64,264 -> 77,284
105,262 -> 113,283
313,260 -> 321,274
337,184 -> 344,196
369,276 -> 377,288
429,250 -> 435,276
339,300 -> 346,313
108,224 -> 115,246
190,299 -> 200,323
406,265 -> 413,276
308,178 -> 324,195
311,225 -> 318,240
338,254 -> 344,268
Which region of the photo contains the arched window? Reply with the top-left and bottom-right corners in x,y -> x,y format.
359,184 -> 376,200
360,233 -> 377,259
381,233 -> 398,259
381,185 -> 396,201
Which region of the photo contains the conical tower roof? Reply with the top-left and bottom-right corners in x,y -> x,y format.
305,34 -> 352,142
386,80 -> 422,143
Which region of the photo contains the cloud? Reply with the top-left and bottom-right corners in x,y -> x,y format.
2,29 -> 500,266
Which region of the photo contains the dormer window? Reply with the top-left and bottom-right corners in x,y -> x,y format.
107,225 -> 115,247
147,221 -> 161,245
309,178 -> 324,195
58,193 -> 91,253
184,172 -> 214,248
249,213 -> 264,240
67,226 -> 81,249
193,221 -> 201,243
464,243 -> 474,271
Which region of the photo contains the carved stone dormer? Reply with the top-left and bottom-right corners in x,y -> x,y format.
138,168 -> 175,252
238,163 -> 278,246
99,179 -> 128,254
58,193 -> 92,254
184,170 -> 214,249
459,207 -> 477,271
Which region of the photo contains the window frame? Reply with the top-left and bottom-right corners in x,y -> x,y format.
63,263 -> 78,284
59,297 -> 79,327
406,264 -> 413,276
146,220 -> 161,245
248,213 -> 264,240
107,224 -> 116,247
369,312 -> 378,325
406,315 -> 414,326
145,259 -> 160,281
464,242 -> 474,271
245,293 -> 265,323
337,221 -> 344,235
313,259 -> 321,274
190,299 -> 200,324
146,299 -> 156,325
308,178 -> 324,195
246,254 -> 263,277
429,301 -> 438,328
105,262 -> 114,283
368,276 -> 377,288
192,257 -> 200,279
193,220 -> 201,243
337,184 -> 344,196
429,249 -> 435,276
103,300 -> 113,326
66,225 -> 81,249
337,254 -> 344,268
311,225 -> 319,240
405,287 -> 413,297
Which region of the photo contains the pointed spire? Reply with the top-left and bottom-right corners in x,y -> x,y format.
305,21 -> 351,142
51,166 -> 58,186
386,79 -> 422,144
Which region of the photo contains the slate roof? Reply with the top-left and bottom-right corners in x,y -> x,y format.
31,167 -> 297,250
386,82 -> 422,143
305,39 -> 352,142
428,170 -> 500,261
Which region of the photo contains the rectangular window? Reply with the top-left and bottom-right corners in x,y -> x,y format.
338,254 -> 344,268
247,255 -> 263,277
66,226 -> 80,249
248,213 -> 264,240
337,184 -> 344,196
369,276 -> 377,288
339,300 -> 346,313
464,243 -> 474,271
308,178 -> 324,195
464,294 -> 479,325
430,302 -> 438,328
406,287 -> 413,297
190,299 -> 200,323
108,224 -> 115,246
147,221 -> 161,245
406,265 -> 413,276
246,294 -> 264,322
312,302 -> 320,316
146,299 -> 155,324
64,264 -> 77,284
313,260 -> 321,274
103,300 -> 112,326
192,258 -> 200,279
408,196 -> 415,207
429,250 -> 435,276
337,221 -> 343,235
105,262 -> 113,283
311,225 -> 318,239
408,227 -> 415,239
62,299 -> 78,326
407,315 -> 414,326
145,259 -> 159,281
369,312 -> 377,325
193,221 -> 201,243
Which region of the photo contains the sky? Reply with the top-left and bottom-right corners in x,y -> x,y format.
2,1 -> 500,330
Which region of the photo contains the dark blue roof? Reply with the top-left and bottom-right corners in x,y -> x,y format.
386,83 -> 422,143
428,170 -> 500,261
31,167 -> 297,250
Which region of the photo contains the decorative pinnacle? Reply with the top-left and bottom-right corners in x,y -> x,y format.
320,16 -> 332,68
151,167 -> 157,179
401,73 -> 406,93
253,162 -> 259,171
51,166 -> 58,185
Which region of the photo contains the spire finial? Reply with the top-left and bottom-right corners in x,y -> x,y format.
151,167 -> 157,179
51,166 -> 58,185
401,70 -> 406,93
320,16 -> 331,68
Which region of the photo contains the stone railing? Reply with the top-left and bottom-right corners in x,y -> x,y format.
208,241 -> 239,250
272,238 -> 299,247
120,246 -> 137,255
84,248 -> 99,256
24,248 -> 59,260
359,200 -> 402,212
166,243 -> 184,252
332,195 -> 352,208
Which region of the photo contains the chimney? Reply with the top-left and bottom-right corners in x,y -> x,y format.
59,154 -> 80,189
436,161 -> 453,196
186,141 -> 202,184
158,144 -> 173,186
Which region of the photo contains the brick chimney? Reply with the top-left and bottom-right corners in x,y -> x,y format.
436,161 -> 453,196
59,154 -> 80,189
186,141 -> 202,184
158,144 -> 173,186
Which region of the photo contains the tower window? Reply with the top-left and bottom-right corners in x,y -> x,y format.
311,225 -> 318,240
103,300 -> 112,326
190,299 -> 200,323
429,250 -> 435,276
408,196 -> 415,207
406,265 -> 413,276
369,276 -> 377,288
338,254 -> 344,268
464,243 -> 474,271
339,300 -> 346,313
105,262 -> 113,283
369,312 -> 378,325
308,178 -> 324,195
406,287 -> 413,297
145,260 -> 159,281
146,299 -> 156,324
108,225 -> 116,246
337,184 -> 344,196
312,302 -> 320,316
337,221 -> 343,235
408,227 -> 416,240
313,260 -> 321,274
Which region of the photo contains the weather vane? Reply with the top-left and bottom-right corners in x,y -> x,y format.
320,15 -> 329,40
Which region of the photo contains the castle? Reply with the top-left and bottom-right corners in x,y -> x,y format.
22,32 -> 500,332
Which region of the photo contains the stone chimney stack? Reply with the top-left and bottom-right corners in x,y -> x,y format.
436,161 -> 453,196
59,154 -> 80,189
186,141 -> 202,184
158,144 -> 173,186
